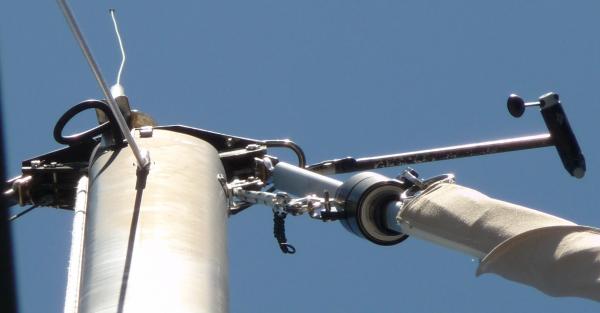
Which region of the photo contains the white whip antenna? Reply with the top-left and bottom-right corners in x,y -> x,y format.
109,9 -> 126,97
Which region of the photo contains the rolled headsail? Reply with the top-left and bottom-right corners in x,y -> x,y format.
394,182 -> 600,301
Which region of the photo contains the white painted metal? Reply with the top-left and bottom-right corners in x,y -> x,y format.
64,176 -> 88,313
79,129 -> 228,313
272,162 -> 342,197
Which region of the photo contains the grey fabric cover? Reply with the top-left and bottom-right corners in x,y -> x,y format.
399,183 -> 600,301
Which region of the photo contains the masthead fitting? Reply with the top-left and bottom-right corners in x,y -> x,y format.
57,0 -> 149,169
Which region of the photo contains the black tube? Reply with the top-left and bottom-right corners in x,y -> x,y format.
0,72 -> 18,312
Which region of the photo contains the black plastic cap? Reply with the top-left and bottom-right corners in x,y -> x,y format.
507,94 -> 525,118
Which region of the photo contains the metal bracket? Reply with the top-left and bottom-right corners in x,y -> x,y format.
3,140 -> 98,208
398,169 -> 455,201
231,187 -> 342,221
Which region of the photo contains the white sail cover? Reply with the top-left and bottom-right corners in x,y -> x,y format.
397,182 -> 600,301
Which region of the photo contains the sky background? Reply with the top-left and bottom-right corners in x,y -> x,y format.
1,1 -> 599,312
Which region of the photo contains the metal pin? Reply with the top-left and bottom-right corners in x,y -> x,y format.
9,205 -> 39,222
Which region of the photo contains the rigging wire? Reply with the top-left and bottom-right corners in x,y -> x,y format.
8,205 -> 39,222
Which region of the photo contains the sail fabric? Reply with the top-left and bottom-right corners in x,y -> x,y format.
398,182 -> 600,301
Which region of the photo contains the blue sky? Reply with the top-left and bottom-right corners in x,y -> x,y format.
1,1 -> 599,312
